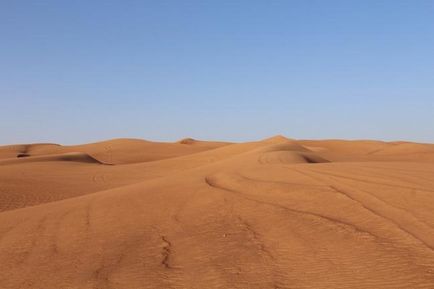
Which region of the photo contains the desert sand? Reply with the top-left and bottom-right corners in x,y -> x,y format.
1,136 -> 434,288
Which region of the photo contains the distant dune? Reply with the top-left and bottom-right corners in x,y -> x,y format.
1,136 -> 434,288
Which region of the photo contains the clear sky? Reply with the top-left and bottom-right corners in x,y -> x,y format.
1,1 -> 434,144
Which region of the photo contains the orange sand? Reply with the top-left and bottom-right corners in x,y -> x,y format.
1,136 -> 434,288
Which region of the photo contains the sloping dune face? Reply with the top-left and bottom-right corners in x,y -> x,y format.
0,138 -> 230,164
1,137 -> 434,288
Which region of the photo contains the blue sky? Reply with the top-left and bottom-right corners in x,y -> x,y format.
1,1 -> 433,144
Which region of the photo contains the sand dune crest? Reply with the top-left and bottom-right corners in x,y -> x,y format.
0,136 -> 433,288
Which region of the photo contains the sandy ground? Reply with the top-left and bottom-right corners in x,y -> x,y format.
0,136 -> 434,288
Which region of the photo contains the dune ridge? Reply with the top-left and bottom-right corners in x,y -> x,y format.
0,136 -> 434,288
0,152 -> 108,166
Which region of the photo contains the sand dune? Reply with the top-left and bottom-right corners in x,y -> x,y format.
0,152 -> 107,165
0,138 -> 229,164
299,139 -> 434,162
0,136 -> 434,288
0,143 -> 60,159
